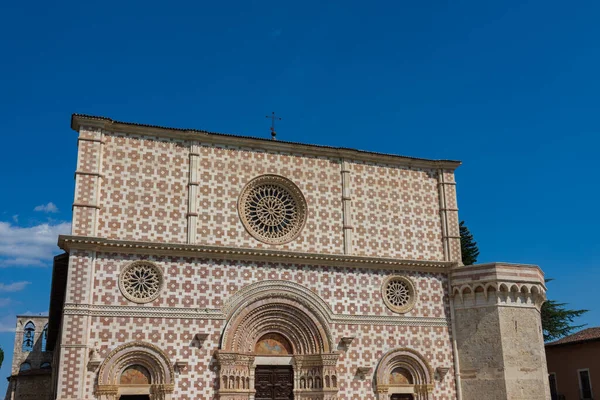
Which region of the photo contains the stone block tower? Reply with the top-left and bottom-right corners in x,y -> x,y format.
450,263 -> 549,400
4,316 -> 54,400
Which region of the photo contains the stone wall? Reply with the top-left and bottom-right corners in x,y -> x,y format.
9,316 -> 52,374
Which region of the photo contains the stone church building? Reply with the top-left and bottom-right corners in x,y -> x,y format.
36,114 -> 549,399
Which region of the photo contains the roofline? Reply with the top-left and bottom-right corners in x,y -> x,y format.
545,336 -> 600,348
71,114 -> 462,171
15,315 -> 48,319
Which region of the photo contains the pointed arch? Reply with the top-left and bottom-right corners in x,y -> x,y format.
22,321 -> 35,352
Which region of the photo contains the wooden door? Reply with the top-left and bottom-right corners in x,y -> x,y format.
390,394 -> 414,400
255,366 -> 294,400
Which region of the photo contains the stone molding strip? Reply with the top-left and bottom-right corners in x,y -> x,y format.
74,170 -> 104,178
58,235 -> 457,272
71,114 -> 461,171
62,303 -> 450,327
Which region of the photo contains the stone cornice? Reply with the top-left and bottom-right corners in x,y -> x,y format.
450,262 -> 546,288
58,235 -> 457,273
71,114 -> 461,170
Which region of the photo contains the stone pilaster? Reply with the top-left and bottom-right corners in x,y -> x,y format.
437,169 -> 461,263
72,127 -> 104,237
341,159 -> 353,255
56,250 -> 97,399
187,144 -> 200,244
451,263 -> 550,400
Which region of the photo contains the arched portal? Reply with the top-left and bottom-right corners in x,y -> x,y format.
96,341 -> 174,400
375,348 -> 434,400
217,280 -> 339,400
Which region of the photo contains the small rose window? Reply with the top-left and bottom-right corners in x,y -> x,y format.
382,276 -> 417,313
119,261 -> 164,303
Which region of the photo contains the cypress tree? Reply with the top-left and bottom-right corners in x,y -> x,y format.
459,220 -> 479,265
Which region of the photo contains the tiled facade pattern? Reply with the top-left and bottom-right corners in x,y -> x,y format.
90,254 -> 449,319
349,162 -> 444,260
84,316 -> 455,400
194,145 -> 344,254
59,251 -> 456,399
72,127 -> 461,261
97,132 -> 189,243
58,119 -> 467,400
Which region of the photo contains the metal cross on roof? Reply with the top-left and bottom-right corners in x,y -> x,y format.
266,112 -> 281,140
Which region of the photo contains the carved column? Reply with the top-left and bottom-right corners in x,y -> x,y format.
187,144 -> 200,244
215,351 -> 255,400
293,353 -> 339,400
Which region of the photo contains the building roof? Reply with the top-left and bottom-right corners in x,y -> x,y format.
546,327 -> 600,347
70,114 -> 462,170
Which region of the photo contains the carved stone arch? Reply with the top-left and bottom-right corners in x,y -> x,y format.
96,341 -> 174,400
217,280 -> 339,400
473,284 -> 485,293
452,287 -> 461,298
375,348 -> 434,400
460,285 -> 472,296
221,279 -> 335,352
223,297 -> 332,354
484,282 -> 498,293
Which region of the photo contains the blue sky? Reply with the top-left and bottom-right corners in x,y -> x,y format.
1,0 -> 599,390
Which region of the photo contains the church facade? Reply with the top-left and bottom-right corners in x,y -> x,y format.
43,114 -> 550,400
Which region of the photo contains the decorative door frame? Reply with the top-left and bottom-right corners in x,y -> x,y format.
95,341 -> 174,400
216,281 -> 340,400
374,348 -> 434,400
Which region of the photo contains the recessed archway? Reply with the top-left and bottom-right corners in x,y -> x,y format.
375,348 -> 434,400
96,341 -> 174,400
217,280 -> 339,400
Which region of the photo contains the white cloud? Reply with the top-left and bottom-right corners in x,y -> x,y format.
0,314 -> 16,332
34,202 -> 59,213
0,298 -> 13,307
0,221 -> 71,267
12,215 -> 18,223
0,281 -> 31,292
